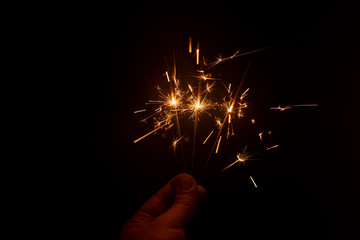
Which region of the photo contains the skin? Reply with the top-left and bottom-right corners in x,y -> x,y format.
120,173 -> 206,240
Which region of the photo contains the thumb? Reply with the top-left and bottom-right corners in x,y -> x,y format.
160,173 -> 206,228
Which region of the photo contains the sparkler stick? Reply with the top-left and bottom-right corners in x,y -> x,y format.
191,83 -> 201,174
168,67 -> 186,171
174,105 -> 186,170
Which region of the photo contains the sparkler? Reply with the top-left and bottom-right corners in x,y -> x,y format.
133,37 -> 317,187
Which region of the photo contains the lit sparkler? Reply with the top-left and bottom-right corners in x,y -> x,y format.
133,37 -> 317,187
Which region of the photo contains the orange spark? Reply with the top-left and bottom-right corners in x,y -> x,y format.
189,37 -> 192,53
215,136 -> 222,154
266,145 -> 279,150
203,130 -> 214,144
196,48 -> 200,65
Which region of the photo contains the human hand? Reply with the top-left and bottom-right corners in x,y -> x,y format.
120,173 -> 206,240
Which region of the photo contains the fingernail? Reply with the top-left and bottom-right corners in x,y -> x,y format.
177,174 -> 195,191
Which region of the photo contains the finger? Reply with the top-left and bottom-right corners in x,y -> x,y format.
130,176 -> 177,224
160,173 -> 205,228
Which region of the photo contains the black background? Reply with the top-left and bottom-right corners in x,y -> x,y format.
65,2 -> 359,239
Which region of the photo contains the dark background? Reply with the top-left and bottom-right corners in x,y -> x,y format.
66,2 -> 359,239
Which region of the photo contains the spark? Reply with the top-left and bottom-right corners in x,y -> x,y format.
199,62 -> 251,181
134,109 -> 146,114
203,56 -> 207,66
186,93 -> 213,118
140,107 -> 161,123
203,130 -> 214,144
221,146 -> 252,172
270,104 -> 292,111
206,82 -> 215,92
166,71 -> 171,82
221,159 -> 239,172
226,83 -> 231,93
266,145 -> 279,150
210,53 -> 223,67
172,135 -> 184,149
194,72 -> 218,81
240,88 -> 249,100
208,43 -> 283,68
216,118 -> 222,128
188,84 -> 193,93
171,96 -> 177,106
215,136 -> 222,154
250,176 -> 258,188
271,104 -> 318,111
134,123 -> 172,143
230,50 -> 240,59
195,101 -> 201,109
293,104 -> 318,107
189,37 -> 192,53
196,48 -> 200,65
134,38 -> 312,184
259,132 -> 263,141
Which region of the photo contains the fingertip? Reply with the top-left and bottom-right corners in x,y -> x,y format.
175,173 -> 196,192
176,172 -> 193,178
197,185 -> 207,202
